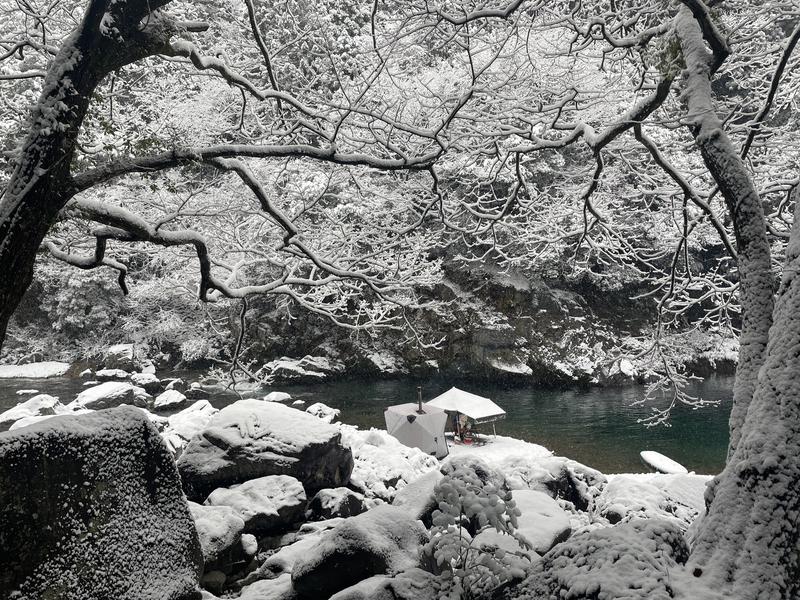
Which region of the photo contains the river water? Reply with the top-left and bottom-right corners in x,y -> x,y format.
0,373 -> 734,475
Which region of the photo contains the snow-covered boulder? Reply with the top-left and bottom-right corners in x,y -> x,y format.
0,406 -> 203,599
340,426 -> 439,501
391,469 -> 444,526
329,568 -> 439,600
260,355 -> 346,384
131,372 -> 162,394
0,394 -> 65,431
305,402 -> 340,423
307,488 -> 366,520
513,489 -> 572,554
185,382 -> 210,400
264,391 -> 292,403
95,368 -> 130,381
291,505 -> 429,599
188,501 -> 251,572
510,519 -> 689,600
177,400 -> 354,501
0,361 -> 70,379
520,456 -> 606,511
15,389 -> 38,395
67,381 -> 150,410
596,473 -> 711,530
206,475 -> 307,535
154,389 -> 189,411
101,343 -> 142,371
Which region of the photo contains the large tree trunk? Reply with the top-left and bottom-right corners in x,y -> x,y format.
0,0 -> 175,349
677,7 -> 798,598
685,191 -> 800,599
675,6 -> 775,458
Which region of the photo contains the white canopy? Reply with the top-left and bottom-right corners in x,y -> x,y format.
426,387 -> 506,424
384,403 -> 449,459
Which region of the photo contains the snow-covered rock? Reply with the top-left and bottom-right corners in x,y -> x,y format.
340,426 -> 439,501
510,519 -> 689,600
0,394 -> 65,431
206,475 -> 307,535
513,455 -> 606,511
15,389 -> 38,395
161,400 -> 219,456
291,505 -> 429,598
238,574 -> 296,600
264,391 -> 292,403
329,568 -> 439,600
95,368 -> 130,381
154,389 -> 189,411
0,406 -> 202,598
188,501 -> 249,574
307,488 -> 366,520
102,343 -> 141,371
596,473 -> 711,530
185,382 -> 210,400
243,519 -> 345,584
390,469 -> 443,526
177,399 -> 353,501
260,355 -> 346,384
0,361 -> 70,378
163,378 -> 188,392
67,381 -> 150,410
130,372 -> 162,394
513,489 -> 572,554
305,402 -> 340,423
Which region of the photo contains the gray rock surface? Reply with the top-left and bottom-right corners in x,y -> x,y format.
0,406 -> 202,600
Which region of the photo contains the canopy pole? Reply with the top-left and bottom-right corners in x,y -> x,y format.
492,422 -> 497,437
417,386 -> 423,413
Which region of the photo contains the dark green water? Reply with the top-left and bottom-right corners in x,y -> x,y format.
281,376 -> 734,475
0,373 -> 733,475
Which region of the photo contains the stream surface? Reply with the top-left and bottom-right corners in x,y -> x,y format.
0,372 -> 734,475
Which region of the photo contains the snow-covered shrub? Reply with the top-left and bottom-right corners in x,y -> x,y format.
422,458 -> 533,600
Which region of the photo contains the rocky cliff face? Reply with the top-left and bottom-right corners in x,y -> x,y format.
244,262 -> 736,386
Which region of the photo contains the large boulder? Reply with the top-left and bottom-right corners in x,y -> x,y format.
0,394 -> 66,431
206,475 -> 307,535
291,504 -> 429,599
512,489 -> 572,554
0,406 -> 202,599
131,372 -> 163,394
177,400 -> 353,501
67,381 -> 150,410
154,389 -> 189,411
508,519 -> 689,600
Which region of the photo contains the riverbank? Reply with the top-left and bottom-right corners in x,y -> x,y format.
0,360 -> 734,474
0,375 -> 713,599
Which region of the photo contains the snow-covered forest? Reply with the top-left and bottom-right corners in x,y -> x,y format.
0,1 -> 799,599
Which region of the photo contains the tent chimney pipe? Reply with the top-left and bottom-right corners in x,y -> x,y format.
417,386 -> 423,413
